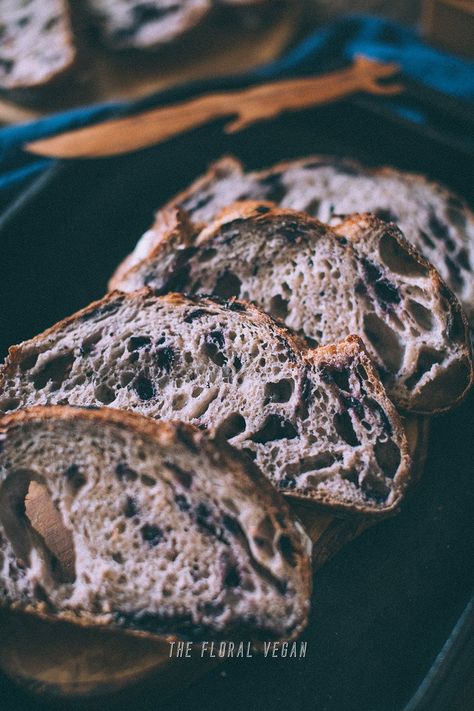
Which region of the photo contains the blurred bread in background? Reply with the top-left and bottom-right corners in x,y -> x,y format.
0,1 -> 299,122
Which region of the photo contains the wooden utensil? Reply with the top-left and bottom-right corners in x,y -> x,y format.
25,56 -> 403,159
0,415 -> 427,699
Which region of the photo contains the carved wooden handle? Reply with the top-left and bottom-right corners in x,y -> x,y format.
25,56 -> 402,159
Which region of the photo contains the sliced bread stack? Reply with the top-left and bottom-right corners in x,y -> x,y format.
0,291 -> 411,515
114,156 -> 474,326
1,152 -> 472,650
110,203 -> 473,414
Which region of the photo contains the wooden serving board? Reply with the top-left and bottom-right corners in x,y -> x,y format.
0,3 -> 300,126
0,415 -> 429,700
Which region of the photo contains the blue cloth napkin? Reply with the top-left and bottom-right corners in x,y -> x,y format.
1,15 -> 473,208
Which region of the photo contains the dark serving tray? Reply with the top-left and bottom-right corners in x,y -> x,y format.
0,80 -> 473,711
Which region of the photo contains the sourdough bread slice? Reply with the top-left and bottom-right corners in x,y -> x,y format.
0,291 -> 411,516
0,0 -> 76,92
111,156 -> 474,324
112,204 -> 473,414
0,406 -> 311,642
85,1 -> 212,49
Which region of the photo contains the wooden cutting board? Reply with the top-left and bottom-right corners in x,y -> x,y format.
0,3 -> 301,126
0,415 -> 429,699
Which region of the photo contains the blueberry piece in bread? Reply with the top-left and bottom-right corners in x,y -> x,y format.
113,156 -> 474,325
0,406 -> 311,641
0,0 -> 76,93
112,204 -> 473,414
0,291 -> 411,516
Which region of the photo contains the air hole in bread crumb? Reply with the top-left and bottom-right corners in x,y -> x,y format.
405,348 -> 446,390
134,374 -> 155,400
333,411 -> 360,447
172,393 -> 188,410
33,352 -> 74,391
374,438 -> 401,479
64,464 -> 86,493
95,383 -> 116,404
0,476 -> 76,585
363,312 -> 404,373
250,415 -> 297,444
379,232 -> 429,277
212,271 -> 242,299
120,371 -> 134,387
0,397 -> 20,412
407,300 -> 434,331
299,452 -> 337,472
269,294 -> 289,321
264,379 -> 294,403
19,352 -> 38,371
198,248 -> 217,262
278,535 -> 297,567
216,413 -> 246,440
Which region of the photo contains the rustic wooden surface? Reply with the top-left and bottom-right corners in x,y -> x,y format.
0,415 -> 428,699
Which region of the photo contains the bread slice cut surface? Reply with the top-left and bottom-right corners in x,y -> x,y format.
0,406 -> 311,642
0,0 -> 76,91
112,155 -> 474,324
113,204 -> 473,414
0,291 -> 411,516
85,0 -> 212,49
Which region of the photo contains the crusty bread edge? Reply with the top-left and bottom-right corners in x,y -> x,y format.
110,153 -> 474,289
108,156 -> 244,289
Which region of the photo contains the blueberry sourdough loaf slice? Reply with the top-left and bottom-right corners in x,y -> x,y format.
0,1 -> 76,93
85,1 -> 269,50
0,291 -> 410,515
0,406 -> 312,642
112,204 -> 473,414
111,156 -> 474,324
85,1 -> 212,49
